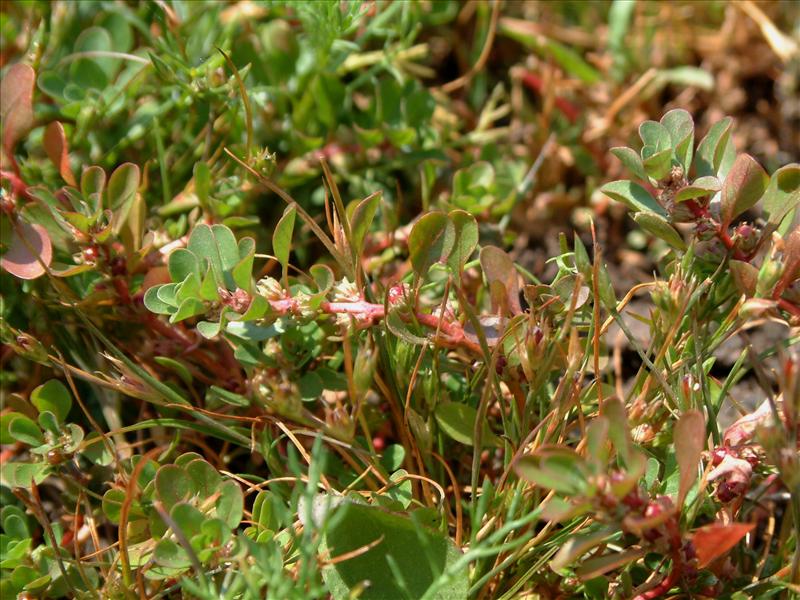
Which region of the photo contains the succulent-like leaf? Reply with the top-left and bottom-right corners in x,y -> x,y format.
31,380 -> 72,424
0,222 -> 53,280
599,180 -> 666,216
610,147 -> 648,181
480,246 -> 522,315
408,211 -> 455,277
674,410 -> 705,507
8,416 -> 44,446
155,465 -> 193,509
694,117 -> 734,178
434,402 -> 500,447
660,109 -> 694,171
720,154 -> 769,226
0,63 -> 35,159
108,163 -> 140,234
272,205 -> 296,276
761,163 -> 800,226
633,212 -> 686,250
674,176 -> 721,203
43,122 -> 76,186
349,192 -> 381,258
447,209 -> 478,272
692,523 -> 755,568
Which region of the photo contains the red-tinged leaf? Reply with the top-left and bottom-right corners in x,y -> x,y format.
576,548 -> 647,580
692,523 -> 754,568
674,409 -> 705,507
43,122 -> 76,186
720,154 -> 769,227
729,260 -> 758,296
480,246 -> 522,315
783,226 -> 800,283
0,63 -> 35,157
141,266 -> 171,293
0,221 -> 52,279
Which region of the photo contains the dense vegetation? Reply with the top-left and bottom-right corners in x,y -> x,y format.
1,2 -> 798,599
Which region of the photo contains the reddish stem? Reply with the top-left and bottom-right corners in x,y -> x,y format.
684,200 -> 748,261
268,296 -> 482,353
519,71 -> 580,123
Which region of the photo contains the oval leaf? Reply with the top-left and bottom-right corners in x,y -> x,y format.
633,212 -> 686,250
674,409 -> 705,507
31,380 -> 72,424
408,211 -> 455,276
1,63 -> 35,156
599,180 -> 666,216
761,163 -> 800,226
43,122 -> 76,186
720,154 -> 769,226
0,222 -> 52,280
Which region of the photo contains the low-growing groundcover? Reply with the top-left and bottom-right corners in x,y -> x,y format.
1,2 -> 799,599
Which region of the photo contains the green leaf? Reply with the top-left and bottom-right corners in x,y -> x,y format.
153,357 -> 193,385
233,237 -> 256,291
38,410 -> 60,435
761,164 -> 800,226
30,380 -> 72,423
435,403 -> 500,447
273,205 -> 296,274
196,320 -> 222,339
186,459 -> 222,497
155,465 -> 193,509
660,109 -> 694,171
633,213 -> 686,251
349,192 -> 381,258
194,162 -> 212,208
0,412 -> 25,445
216,480 -> 244,529
169,298 -> 206,323
175,272 -> 201,303
154,538 -> 192,570
70,27 -> 115,88
573,234 -> 592,278
447,210 -> 479,272
187,224 -> 239,290
102,489 -> 127,523
170,502 -> 205,538
638,121 -> 671,153
322,501 -> 468,600
514,448 -> 588,495
642,146 -> 672,180
610,147 -> 648,181
8,416 -> 44,446
108,163 -> 140,234
599,180 -> 666,216
199,266 -> 219,301
694,117 -> 735,178
550,526 -> 617,571
408,211 -> 455,277
168,249 -> 199,283
720,154 -> 769,226
674,176 -> 721,203
0,462 -> 50,488
207,385 -> 250,407
143,285 -> 173,315
385,308 -> 428,345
